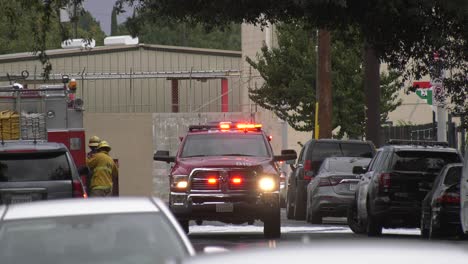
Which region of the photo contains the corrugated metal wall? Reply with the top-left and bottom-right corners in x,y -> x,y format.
0,45 -> 242,113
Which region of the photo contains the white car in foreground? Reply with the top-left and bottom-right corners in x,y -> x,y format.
0,197 -> 195,264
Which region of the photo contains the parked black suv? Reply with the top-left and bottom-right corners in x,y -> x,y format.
348,140 -> 462,236
286,139 -> 375,220
0,141 -> 87,204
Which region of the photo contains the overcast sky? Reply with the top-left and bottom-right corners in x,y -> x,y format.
82,0 -> 132,35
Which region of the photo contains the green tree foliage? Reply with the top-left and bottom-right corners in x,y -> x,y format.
77,10 -> 106,46
116,0 -> 467,113
122,14 -> 240,50
0,0 -> 105,75
247,24 -> 401,138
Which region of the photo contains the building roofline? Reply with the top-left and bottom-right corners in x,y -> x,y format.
0,43 -> 242,63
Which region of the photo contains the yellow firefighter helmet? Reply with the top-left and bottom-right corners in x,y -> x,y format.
97,140 -> 111,151
88,136 -> 101,147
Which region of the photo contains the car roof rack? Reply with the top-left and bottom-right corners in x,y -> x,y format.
386,139 -> 449,147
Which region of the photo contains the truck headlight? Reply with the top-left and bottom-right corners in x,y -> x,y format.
176,181 -> 188,189
171,175 -> 189,191
258,177 -> 276,192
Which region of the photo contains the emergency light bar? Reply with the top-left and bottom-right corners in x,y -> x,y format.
188,122 -> 263,132
219,122 -> 262,131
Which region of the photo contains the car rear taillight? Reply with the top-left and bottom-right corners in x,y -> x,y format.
318,177 -> 341,187
319,178 -> 331,186
304,160 -> 313,180
379,173 -> 391,192
73,179 -> 87,198
436,193 -> 460,204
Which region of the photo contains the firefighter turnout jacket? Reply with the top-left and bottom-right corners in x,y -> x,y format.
87,151 -> 118,190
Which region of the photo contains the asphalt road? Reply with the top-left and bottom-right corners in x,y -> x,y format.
189,209 -> 468,252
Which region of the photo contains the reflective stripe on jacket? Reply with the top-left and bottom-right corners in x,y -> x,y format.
87,151 -> 117,190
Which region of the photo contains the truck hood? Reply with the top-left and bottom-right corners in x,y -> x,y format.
172,156 -> 276,175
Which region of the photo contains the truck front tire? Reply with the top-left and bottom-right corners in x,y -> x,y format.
264,204 -> 281,239
294,187 -> 306,220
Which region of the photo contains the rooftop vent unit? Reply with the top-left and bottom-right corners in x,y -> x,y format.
104,35 -> 139,46
61,39 -> 96,49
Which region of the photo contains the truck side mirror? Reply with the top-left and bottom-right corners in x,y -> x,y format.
154,150 -> 176,163
274,149 -> 297,163
352,166 -> 367,175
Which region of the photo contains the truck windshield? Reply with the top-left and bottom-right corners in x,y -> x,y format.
181,134 -> 269,158
0,152 -> 71,182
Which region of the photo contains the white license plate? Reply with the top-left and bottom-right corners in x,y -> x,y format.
349,184 -> 357,191
11,195 -> 33,204
216,203 -> 234,213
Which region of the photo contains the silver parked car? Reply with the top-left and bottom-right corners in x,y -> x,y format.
0,197 -> 195,264
306,157 -> 371,224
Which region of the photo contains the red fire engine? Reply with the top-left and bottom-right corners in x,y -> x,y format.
0,76 -> 86,171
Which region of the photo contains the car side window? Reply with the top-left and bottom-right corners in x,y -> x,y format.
297,145 -> 306,164
374,151 -> 389,172
444,166 -> 462,186
368,151 -> 383,171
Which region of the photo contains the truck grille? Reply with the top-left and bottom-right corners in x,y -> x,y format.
190,170 -> 256,192
228,171 -> 254,191
191,171 -> 220,191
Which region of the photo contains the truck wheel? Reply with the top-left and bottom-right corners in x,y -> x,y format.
178,220 -> 189,234
294,188 -> 306,220
347,201 -> 366,234
264,205 -> 281,239
420,211 -> 429,239
305,199 -> 312,223
310,209 -> 322,225
366,214 -> 382,237
286,190 -> 295,220
429,215 -> 441,240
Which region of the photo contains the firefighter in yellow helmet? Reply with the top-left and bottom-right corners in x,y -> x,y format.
87,136 -> 101,161
87,140 -> 118,197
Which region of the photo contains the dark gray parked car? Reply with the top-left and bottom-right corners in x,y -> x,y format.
420,163 -> 463,238
306,157 -> 371,224
0,141 -> 87,204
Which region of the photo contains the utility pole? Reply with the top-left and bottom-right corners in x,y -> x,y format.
316,29 -> 332,139
432,51 -> 447,142
364,44 -> 381,146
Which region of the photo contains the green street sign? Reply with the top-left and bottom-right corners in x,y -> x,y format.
415,88 -> 432,105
